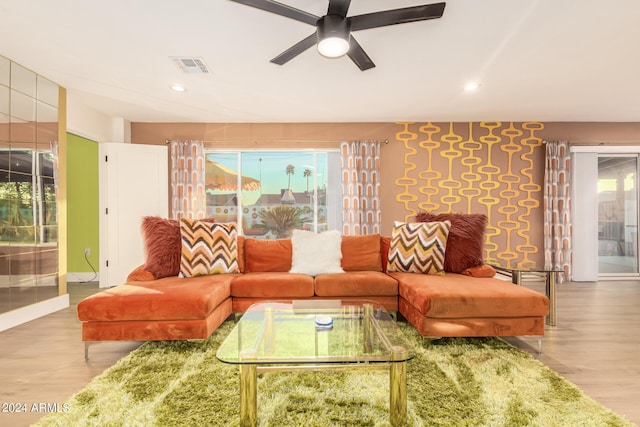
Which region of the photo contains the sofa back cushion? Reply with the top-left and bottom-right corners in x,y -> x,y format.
341,234 -> 382,271
237,235 -> 245,273
244,238 -> 292,272
380,236 -> 391,273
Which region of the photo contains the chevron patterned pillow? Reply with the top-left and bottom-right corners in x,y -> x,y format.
179,219 -> 239,277
387,221 -> 451,275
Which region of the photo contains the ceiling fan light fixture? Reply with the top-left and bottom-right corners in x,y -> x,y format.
318,37 -> 350,58
317,15 -> 350,58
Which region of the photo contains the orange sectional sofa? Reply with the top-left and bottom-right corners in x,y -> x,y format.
77,220 -> 549,359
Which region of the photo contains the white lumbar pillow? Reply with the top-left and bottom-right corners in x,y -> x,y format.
289,229 -> 345,276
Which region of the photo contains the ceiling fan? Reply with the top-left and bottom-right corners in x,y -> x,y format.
229,0 -> 446,71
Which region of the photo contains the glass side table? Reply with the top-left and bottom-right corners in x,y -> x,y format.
489,264 -> 563,326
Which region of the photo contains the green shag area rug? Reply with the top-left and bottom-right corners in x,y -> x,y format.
35,322 -> 632,427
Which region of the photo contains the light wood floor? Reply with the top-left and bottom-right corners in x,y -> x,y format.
1,280 -> 639,426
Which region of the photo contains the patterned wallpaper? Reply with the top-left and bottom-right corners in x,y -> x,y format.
393,122 -> 545,268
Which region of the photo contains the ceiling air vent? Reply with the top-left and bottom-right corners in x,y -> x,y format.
171,57 -> 210,74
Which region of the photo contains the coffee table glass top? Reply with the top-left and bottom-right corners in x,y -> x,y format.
216,300 -> 415,365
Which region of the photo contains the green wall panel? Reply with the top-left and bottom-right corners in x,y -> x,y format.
67,133 -> 99,275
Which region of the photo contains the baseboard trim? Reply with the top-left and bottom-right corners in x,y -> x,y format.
0,294 -> 70,332
67,272 -> 100,283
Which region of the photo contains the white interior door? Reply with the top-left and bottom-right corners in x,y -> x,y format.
99,143 -> 168,288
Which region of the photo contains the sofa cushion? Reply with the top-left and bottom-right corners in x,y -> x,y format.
387,221 -> 450,275
244,238 -> 292,272
231,272 -> 314,298
290,229 -> 344,276
392,272 -> 549,318
127,265 -> 155,281
415,212 -> 487,273
461,264 -> 496,278
399,298 -> 545,337
77,275 -> 234,322
341,234 -> 382,272
314,271 -> 398,297
80,299 -> 233,342
139,216 -> 217,279
179,219 -> 239,277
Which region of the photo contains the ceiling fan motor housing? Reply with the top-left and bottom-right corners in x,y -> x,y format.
317,14 -> 351,57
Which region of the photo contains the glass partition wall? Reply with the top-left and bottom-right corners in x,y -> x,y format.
598,155 -> 639,276
0,55 -> 59,314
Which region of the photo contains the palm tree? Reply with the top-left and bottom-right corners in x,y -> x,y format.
303,169 -> 312,193
256,206 -> 303,238
286,164 -> 295,190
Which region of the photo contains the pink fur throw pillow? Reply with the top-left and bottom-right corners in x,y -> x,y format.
141,216 -> 215,279
415,212 -> 487,273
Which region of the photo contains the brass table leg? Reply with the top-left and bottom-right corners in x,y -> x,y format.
512,270 -> 522,285
546,271 -> 557,326
239,351 -> 257,427
363,304 -> 374,353
390,346 -> 408,427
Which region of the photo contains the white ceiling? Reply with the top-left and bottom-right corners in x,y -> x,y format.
1,0 -> 639,123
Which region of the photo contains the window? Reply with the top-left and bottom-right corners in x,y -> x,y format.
205,150 -> 341,238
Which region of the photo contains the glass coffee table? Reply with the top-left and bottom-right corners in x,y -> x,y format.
216,300 -> 416,427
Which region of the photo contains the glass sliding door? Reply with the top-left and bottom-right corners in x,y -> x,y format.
597,155 -> 639,276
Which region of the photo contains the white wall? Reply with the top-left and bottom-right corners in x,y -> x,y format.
66,92 -> 131,143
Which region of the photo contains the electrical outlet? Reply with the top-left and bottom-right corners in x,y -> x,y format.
84,248 -> 90,256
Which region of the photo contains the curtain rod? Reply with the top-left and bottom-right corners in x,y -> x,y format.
569,141 -> 640,144
165,139 -> 389,144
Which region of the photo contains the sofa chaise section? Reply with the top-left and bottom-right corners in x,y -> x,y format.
77,274 -> 234,353
393,271 -> 549,337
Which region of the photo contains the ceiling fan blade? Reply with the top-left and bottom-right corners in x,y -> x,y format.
229,0 -> 319,25
350,2 -> 446,31
270,33 -> 317,65
327,0 -> 351,18
347,36 -> 375,71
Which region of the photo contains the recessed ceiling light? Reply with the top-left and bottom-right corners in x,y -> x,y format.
464,82 -> 480,92
171,85 -> 186,92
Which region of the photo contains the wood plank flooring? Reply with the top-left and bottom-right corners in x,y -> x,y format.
0,280 -> 639,426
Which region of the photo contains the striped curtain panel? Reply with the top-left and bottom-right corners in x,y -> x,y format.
170,140 -> 206,220
544,140 -> 572,281
340,140 -> 382,235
